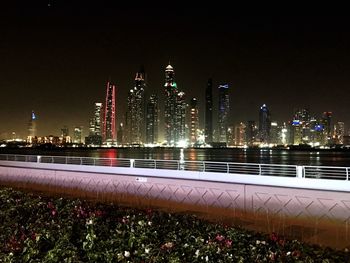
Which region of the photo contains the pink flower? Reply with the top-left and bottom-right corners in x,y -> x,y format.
292,250 -> 301,257
224,239 -> 232,248
47,202 -> 55,209
270,232 -> 278,242
215,234 -> 225,242
51,209 -> 57,216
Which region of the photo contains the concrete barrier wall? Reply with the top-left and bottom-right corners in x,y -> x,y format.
1,161 -> 350,222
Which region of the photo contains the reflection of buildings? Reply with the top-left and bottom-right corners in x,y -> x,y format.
27,111 -> 37,144
103,81 -> 116,143
146,94 -> 159,144
205,78 -> 213,144
189,98 -> 199,145
218,84 -> 229,145
127,68 -> 146,145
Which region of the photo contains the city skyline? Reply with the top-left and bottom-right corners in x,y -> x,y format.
1,6 -> 350,138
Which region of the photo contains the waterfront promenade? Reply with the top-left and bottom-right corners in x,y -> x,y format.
0,154 -> 350,249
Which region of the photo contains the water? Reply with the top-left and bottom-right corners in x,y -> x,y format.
1,147 -> 350,166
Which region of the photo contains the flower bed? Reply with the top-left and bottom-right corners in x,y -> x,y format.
0,187 -> 348,262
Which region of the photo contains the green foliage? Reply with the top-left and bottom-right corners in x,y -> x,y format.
0,187 -> 348,262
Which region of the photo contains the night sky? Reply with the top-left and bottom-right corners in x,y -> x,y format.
1,4 -> 350,139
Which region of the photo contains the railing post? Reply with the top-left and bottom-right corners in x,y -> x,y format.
227,163 -> 229,173
203,161 -> 205,172
346,168 -> 349,181
259,164 -> 262,176
296,166 -> 303,178
154,160 -> 156,169
93,158 -> 96,166
130,159 -> 135,168
37,155 -> 41,163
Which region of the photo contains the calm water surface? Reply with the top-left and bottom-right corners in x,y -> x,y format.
2,148 -> 350,166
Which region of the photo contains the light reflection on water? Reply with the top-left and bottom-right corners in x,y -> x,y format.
2,148 -> 350,166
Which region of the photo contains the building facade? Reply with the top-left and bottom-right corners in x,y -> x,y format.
146,94 -> 159,144
205,78 -> 213,144
218,84 -> 230,144
103,81 -> 116,143
189,97 -> 199,145
259,104 -> 271,144
127,69 -> 146,145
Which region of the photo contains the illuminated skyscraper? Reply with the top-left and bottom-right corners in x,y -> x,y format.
86,102 -> 103,146
246,121 -> 257,146
127,68 -> 146,144
218,84 -> 230,144
334,122 -> 345,144
205,78 -> 213,144
73,126 -> 83,144
146,94 -> 159,144
27,111 -> 37,144
190,97 -> 199,145
322,111 -> 332,144
234,122 -> 246,146
259,104 -> 271,144
103,81 -> 116,143
164,64 -> 179,146
177,91 -> 187,144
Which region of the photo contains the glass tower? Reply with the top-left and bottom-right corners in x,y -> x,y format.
205,78 -> 213,144
218,84 -> 230,144
103,81 -> 116,143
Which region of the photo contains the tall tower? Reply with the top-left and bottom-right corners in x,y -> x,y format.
205,78 -> 213,144
27,111 -> 37,144
246,121 -> 257,146
218,84 -> 230,144
127,68 -> 146,145
190,97 -> 199,145
103,81 -> 116,143
322,111 -> 332,144
164,64 -> 178,146
86,102 -> 103,146
259,104 -> 271,144
146,94 -> 159,144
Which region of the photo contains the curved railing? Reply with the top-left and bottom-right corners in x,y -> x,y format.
0,154 -> 349,180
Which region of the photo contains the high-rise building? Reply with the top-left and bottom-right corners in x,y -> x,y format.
117,123 -> 124,145
334,122 -> 345,144
146,94 -> 159,144
27,111 -> 37,144
103,81 -> 116,143
73,126 -> 83,144
246,121 -> 257,146
270,121 -> 279,145
127,68 -> 146,145
177,91 -> 187,144
164,64 -> 180,146
86,102 -> 103,146
60,125 -> 71,144
205,78 -> 213,144
218,84 -> 230,144
234,122 -> 246,146
259,104 -> 271,144
322,111 -> 332,144
190,97 -> 199,145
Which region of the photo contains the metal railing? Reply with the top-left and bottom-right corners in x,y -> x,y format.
0,154 -> 349,181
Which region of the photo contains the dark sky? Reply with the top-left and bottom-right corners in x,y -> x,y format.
1,4 -> 350,139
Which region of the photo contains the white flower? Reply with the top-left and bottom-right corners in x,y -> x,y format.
205,255 -> 209,262
184,243 -> 189,248
286,251 -> 291,256
256,240 -> 260,245
195,249 -> 200,257
87,219 -> 93,225
145,248 -> 150,254
124,251 -> 130,257
138,220 -> 144,226
261,241 -> 266,245
148,221 -> 152,226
